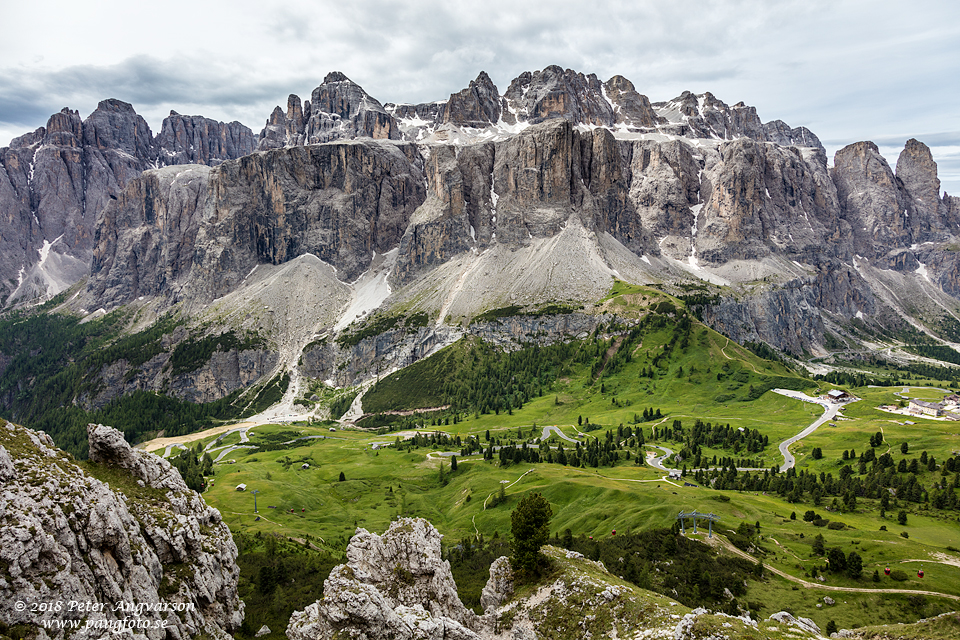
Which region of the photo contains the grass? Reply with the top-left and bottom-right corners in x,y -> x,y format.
147,294 -> 960,634
791,385 -> 960,474
199,422 -> 960,599
748,575 -> 957,633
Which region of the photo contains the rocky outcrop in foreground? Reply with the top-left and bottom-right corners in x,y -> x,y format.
0,421 -> 243,639
287,518 -> 480,640
287,517 -> 824,640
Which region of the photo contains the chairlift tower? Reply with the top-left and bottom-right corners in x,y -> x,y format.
251,489 -> 260,513
677,510 -> 720,538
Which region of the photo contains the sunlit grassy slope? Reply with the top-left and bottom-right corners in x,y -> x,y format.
191,283 -> 960,632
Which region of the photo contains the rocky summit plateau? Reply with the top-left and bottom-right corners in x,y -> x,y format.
2,64 -> 960,435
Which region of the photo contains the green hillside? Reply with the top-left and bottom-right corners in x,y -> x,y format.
362,292 -> 813,429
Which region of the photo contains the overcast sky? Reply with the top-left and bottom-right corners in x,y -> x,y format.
2,0 -> 958,193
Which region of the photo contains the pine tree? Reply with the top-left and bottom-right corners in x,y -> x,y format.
847,551 -> 863,578
510,492 -> 553,581
812,534 -> 825,556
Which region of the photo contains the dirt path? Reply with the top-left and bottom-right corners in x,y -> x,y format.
572,465 -> 682,488
482,469 -> 534,509
720,337 -> 761,374
138,421 -> 259,452
900,553 -> 960,569
706,534 -> 960,601
226,510 -> 283,527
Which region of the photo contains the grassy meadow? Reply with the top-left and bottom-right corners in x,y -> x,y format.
162,284 -> 960,631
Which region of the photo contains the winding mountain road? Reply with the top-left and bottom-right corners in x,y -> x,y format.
540,425 -> 580,443
645,445 -> 675,472
772,389 -> 847,471
647,390 -> 849,474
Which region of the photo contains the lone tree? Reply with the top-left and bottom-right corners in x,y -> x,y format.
510,492 -> 553,580
847,551 -> 863,579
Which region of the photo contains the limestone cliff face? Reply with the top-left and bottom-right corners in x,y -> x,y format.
299,314 -> 604,390
697,139 -> 842,264
832,141 -> 911,258
0,421 -> 243,639
391,120 -> 654,285
89,164 -> 213,304
618,138 -> 701,258
83,344 -> 278,408
300,325 -> 460,389
700,260 -> 878,356
0,100 -> 255,305
90,139 -> 427,308
896,138 -> 960,234
391,143 -> 490,284
156,112 -> 256,166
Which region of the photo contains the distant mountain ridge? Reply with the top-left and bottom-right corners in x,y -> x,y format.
256,66 -> 821,150
3,65 -> 960,424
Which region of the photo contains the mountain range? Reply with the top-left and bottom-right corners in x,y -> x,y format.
2,65 -> 960,419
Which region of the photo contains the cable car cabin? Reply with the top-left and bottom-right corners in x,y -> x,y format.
884,567 -> 891,575
918,569 -> 924,578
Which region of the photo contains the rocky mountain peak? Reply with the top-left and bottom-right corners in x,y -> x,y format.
0,98 -> 258,305
440,70 -> 501,128
82,99 -> 157,158
502,65 -> 615,127
87,423 -> 194,494
605,74 -> 636,93
45,107 -> 83,143
897,138 -> 942,220
323,70 -> 352,84
652,90 -> 822,149
258,71 -> 400,149
603,74 -> 663,128
8,126 -> 47,149
156,110 -> 256,166
287,93 -> 305,122
832,140 -> 911,257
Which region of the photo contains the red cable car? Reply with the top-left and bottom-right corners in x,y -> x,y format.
612,529 -> 616,536
884,567 -> 891,575
918,568 -> 924,578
